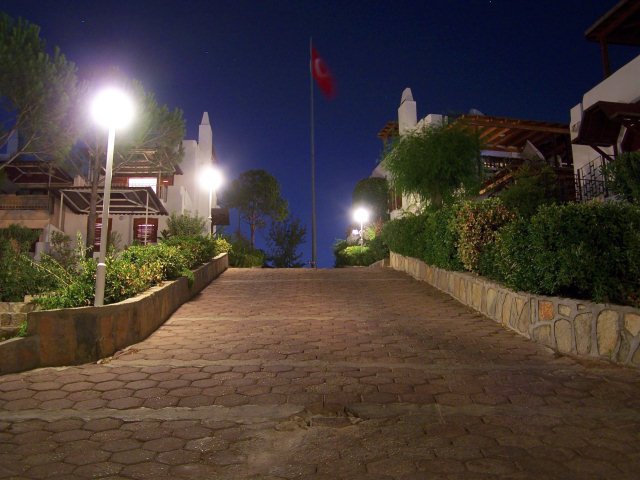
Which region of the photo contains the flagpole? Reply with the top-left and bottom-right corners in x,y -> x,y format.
309,37 -> 317,269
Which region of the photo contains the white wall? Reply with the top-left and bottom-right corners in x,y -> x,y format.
571,54 -> 640,175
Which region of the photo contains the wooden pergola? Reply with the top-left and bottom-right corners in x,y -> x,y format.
585,0 -> 640,78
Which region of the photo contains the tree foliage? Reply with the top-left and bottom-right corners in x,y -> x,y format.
602,152 -> 640,204
352,177 -> 389,221
0,13 -> 80,168
222,169 -> 288,247
267,216 -> 307,267
161,212 -> 207,238
382,124 -> 481,208
500,160 -> 563,218
74,74 -> 186,251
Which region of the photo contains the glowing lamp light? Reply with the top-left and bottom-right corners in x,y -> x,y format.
199,165 -> 224,235
199,165 -> 224,192
91,87 -> 135,307
91,88 -> 134,129
353,207 -> 370,225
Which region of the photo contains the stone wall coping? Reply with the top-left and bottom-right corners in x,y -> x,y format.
390,251 -> 640,368
0,253 -> 228,375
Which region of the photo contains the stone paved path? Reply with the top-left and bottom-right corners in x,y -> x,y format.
2,268 -> 640,479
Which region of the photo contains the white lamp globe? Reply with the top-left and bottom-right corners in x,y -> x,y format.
91,88 -> 135,129
199,165 -> 224,191
353,207 -> 370,224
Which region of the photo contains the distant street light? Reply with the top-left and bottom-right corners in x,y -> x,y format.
91,88 -> 134,307
198,165 -> 223,235
353,206 -> 370,246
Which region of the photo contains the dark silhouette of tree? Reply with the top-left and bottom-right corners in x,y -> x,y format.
222,169 -> 288,248
267,216 -> 306,267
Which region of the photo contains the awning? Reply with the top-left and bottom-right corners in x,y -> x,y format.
573,101 -> 640,147
54,186 -> 168,216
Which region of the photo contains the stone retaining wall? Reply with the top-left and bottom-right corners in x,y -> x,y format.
390,251 -> 640,368
0,302 -> 35,340
0,253 -> 228,375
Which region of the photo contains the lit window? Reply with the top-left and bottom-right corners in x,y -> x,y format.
128,177 -> 157,193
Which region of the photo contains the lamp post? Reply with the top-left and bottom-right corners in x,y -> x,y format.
353,207 -> 370,246
91,88 -> 134,306
198,165 -> 223,235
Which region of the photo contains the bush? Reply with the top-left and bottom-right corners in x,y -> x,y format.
455,198 -> 515,273
493,201 -> 640,306
381,213 -> 427,260
224,234 -> 265,267
500,161 -> 563,218
161,212 -> 206,238
120,243 -> 189,281
0,225 -> 46,301
162,235 -> 216,268
383,198 -> 640,307
334,245 -> 377,267
34,234 -> 230,309
602,152 -> 640,203
381,207 -> 462,270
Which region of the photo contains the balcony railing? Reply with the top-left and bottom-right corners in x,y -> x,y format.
0,194 -> 50,210
575,156 -> 609,202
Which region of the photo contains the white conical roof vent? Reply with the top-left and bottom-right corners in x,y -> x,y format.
400,88 -> 414,105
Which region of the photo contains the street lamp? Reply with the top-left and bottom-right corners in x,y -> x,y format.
91,88 -> 134,306
198,165 -> 223,235
353,206 -> 370,246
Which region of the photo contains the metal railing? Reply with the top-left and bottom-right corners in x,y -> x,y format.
0,194 -> 50,210
575,156 -> 609,202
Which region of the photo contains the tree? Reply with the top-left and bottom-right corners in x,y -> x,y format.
500,160 -> 563,218
73,74 -> 185,251
352,177 -> 389,221
382,124 -> 481,209
267,216 -> 307,267
0,14 -> 80,168
602,152 -> 640,204
222,169 -> 288,248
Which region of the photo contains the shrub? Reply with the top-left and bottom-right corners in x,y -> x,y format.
104,256 -> 163,304
381,213 -> 427,260
602,152 -> 640,203
224,234 -> 265,267
162,235 -> 217,268
500,161 -> 563,218
334,245 -> 376,267
0,225 -> 46,301
422,204 -> 463,271
161,212 -> 206,238
381,207 -> 462,270
455,198 -> 515,273
34,257 -> 97,309
493,201 -> 640,306
120,243 -> 189,281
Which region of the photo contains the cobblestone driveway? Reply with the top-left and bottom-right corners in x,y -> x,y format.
2,268 -> 640,479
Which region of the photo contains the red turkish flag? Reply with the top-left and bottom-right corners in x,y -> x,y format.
311,47 -> 336,99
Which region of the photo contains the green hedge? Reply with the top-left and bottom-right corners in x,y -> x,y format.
381,200 -> 640,307
333,235 -> 389,267
490,202 -> 640,306
34,234 -> 230,309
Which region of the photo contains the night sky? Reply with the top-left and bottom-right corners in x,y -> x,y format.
2,1 -> 635,267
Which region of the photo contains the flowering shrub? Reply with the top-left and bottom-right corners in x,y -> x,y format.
454,198 -> 515,273
33,234 -> 231,309
381,198 -> 640,307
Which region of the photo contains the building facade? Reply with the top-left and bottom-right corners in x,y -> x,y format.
0,112 -> 219,256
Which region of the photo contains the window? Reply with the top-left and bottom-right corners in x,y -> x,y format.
94,218 -> 113,251
128,177 -> 157,193
133,218 -> 158,244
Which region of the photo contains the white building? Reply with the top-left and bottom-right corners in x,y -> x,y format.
376,88 -> 573,218
569,0 -> 640,201
0,112 -> 219,255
